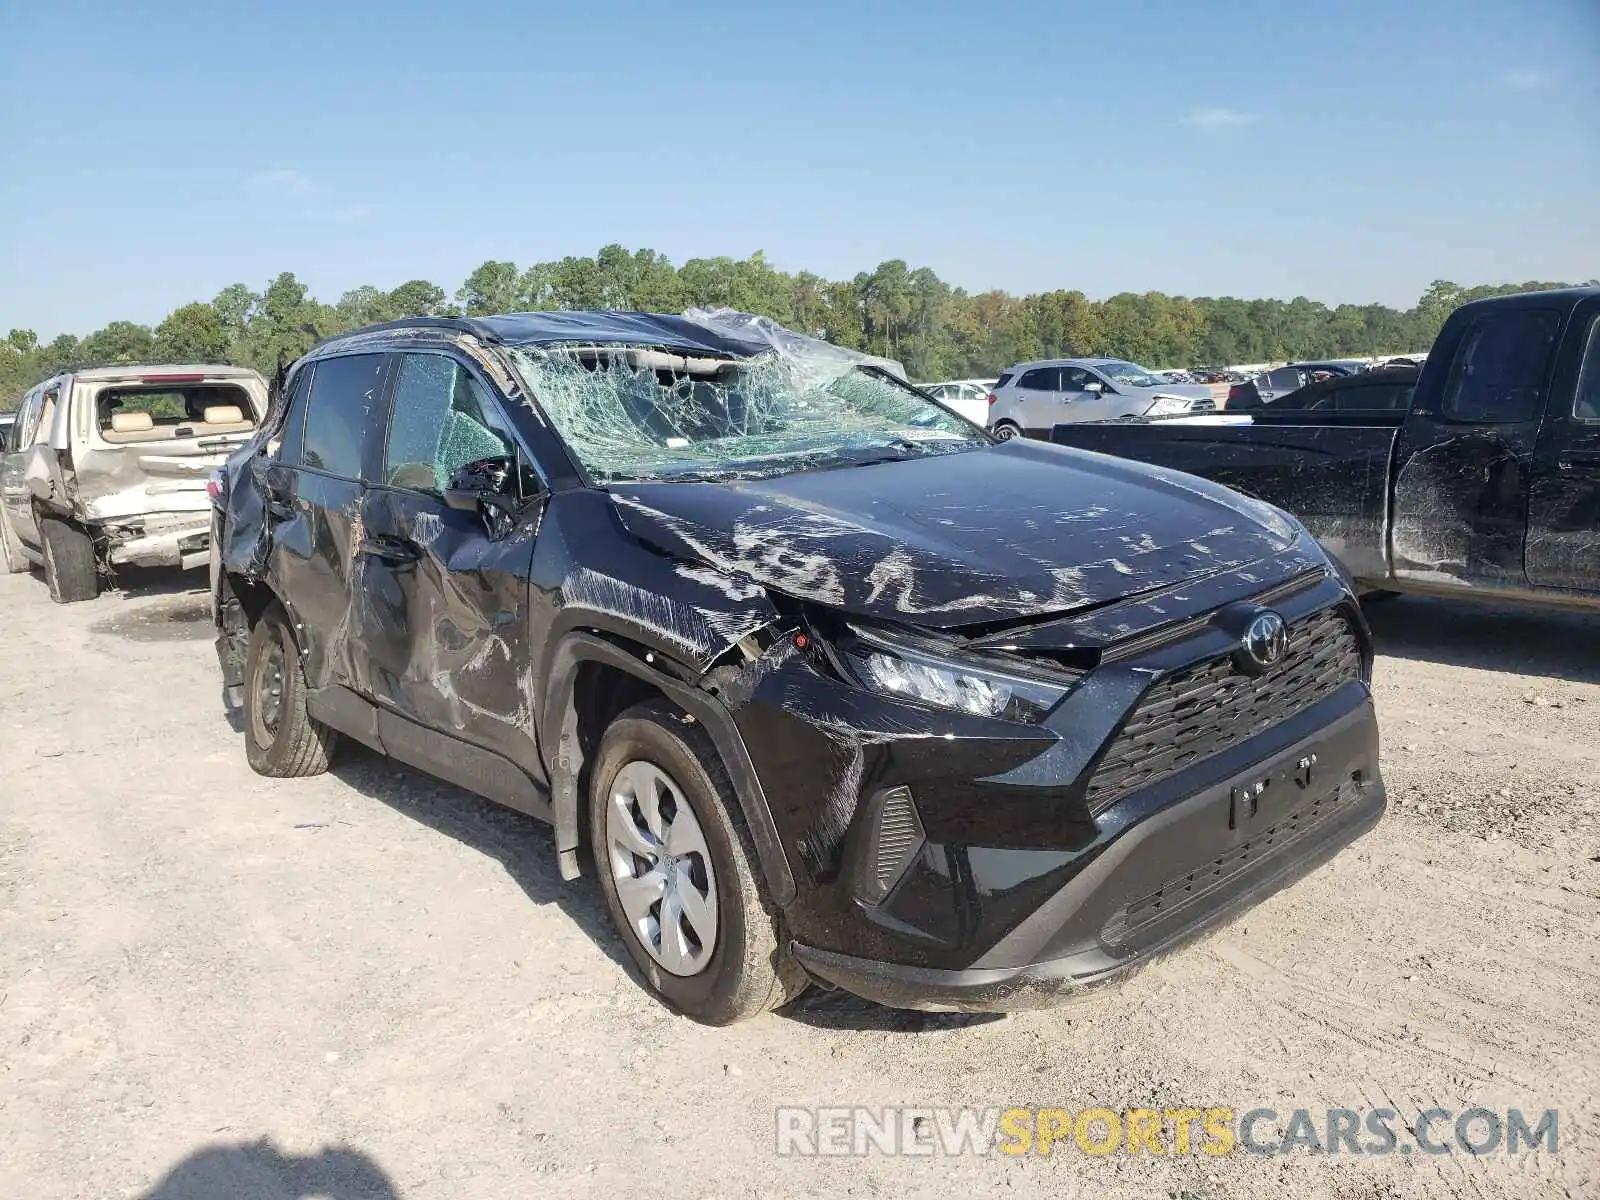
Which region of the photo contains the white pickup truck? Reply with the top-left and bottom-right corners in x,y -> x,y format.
1,363 -> 267,601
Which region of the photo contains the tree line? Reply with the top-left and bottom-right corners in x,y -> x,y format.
0,245 -> 1581,409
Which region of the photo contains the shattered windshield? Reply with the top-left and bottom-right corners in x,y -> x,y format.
1099,361 -> 1165,388
508,345 -> 987,483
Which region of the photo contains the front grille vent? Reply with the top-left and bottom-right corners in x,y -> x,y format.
862,786 -> 925,905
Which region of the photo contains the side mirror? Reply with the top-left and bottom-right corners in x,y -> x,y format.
1082,382 -> 1105,396
444,456 -> 519,528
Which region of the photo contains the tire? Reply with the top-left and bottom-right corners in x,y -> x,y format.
589,699 -> 805,1024
0,508 -> 28,574
243,603 -> 338,778
991,421 -> 1020,441
39,516 -> 98,602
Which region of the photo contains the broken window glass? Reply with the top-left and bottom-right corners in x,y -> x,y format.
385,353 -> 512,492
506,343 -> 985,484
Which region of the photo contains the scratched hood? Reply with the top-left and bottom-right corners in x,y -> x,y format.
608,438 -> 1300,629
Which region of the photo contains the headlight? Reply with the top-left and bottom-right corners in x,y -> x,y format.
840,626 -> 1075,722
1144,395 -> 1194,417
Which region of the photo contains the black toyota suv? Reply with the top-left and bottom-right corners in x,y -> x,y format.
210,309 -> 1385,1023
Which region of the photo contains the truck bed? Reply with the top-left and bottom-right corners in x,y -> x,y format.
1050,412 -> 1405,583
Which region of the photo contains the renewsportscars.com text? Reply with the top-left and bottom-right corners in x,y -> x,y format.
774,1105 -> 1559,1158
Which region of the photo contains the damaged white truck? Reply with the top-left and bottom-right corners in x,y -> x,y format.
0,365 -> 267,601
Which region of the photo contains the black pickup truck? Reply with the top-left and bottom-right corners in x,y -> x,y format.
1053,287 -> 1600,611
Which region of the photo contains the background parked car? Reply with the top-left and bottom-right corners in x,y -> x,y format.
918,378 -> 996,426
1226,360 -> 1362,408
1,364 -> 267,599
987,358 -> 1215,438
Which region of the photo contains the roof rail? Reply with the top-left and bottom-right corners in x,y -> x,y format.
302,314 -> 506,359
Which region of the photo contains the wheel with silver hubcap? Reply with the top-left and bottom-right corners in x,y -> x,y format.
991,421 -> 1020,441
604,760 -> 718,977
589,699 -> 806,1023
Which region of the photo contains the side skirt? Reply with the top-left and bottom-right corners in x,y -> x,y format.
307,684 -> 553,823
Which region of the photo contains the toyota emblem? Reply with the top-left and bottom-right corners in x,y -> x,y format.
1234,610 -> 1288,676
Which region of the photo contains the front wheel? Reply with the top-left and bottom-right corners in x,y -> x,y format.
991,421 -> 1021,441
243,603 -> 338,777
589,699 -> 805,1024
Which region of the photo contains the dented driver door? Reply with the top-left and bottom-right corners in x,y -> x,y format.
356,351 -> 544,782
1389,306 -> 1562,590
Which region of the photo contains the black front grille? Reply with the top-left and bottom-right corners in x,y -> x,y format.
1084,606 -> 1362,814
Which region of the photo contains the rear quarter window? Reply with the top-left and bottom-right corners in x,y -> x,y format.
994,373 -> 1013,390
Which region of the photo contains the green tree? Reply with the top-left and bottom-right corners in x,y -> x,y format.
456,261 -> 522,315
6,255 -> 1584,401
154,303 -> 230,362
244,272 -> 323,374
384,279 -> 451,318
334,285 -> 390,329
78,321 -> 155,365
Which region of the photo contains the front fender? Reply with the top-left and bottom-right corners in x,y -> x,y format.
539,632 -> 796,907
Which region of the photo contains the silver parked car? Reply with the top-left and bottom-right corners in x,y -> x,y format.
1,364 -> 267,601
986,358 -> 1214,439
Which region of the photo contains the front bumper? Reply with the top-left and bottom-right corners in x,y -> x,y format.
789,700 -> 1384,1010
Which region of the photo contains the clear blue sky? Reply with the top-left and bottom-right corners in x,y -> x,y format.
1,0 -> 1594,337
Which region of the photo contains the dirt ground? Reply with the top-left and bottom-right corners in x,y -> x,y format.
1,567 -> 1595,1200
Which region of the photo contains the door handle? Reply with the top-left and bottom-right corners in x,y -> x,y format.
358,534 -> 419,563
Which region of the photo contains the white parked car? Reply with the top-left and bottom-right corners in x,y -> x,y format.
986,358 -> 1214,439
918,379 -> 996,427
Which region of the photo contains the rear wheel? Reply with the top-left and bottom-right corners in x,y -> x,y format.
589,699 -> 805,1024
39,516 -> 98,602
243,603 -> 338,777
0,508 -> 29,574
991,421 -> 1021,441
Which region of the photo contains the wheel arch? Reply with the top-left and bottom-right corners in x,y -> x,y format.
215,571 -> 290,695
540,631 -> 796,908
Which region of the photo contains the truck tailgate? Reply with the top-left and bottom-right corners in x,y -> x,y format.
1051,418 -> 1403,582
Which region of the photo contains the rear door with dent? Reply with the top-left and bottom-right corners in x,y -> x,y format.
260,353 -> 391,693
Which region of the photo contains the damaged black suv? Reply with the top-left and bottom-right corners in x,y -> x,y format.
211,309 -> 1385,1023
